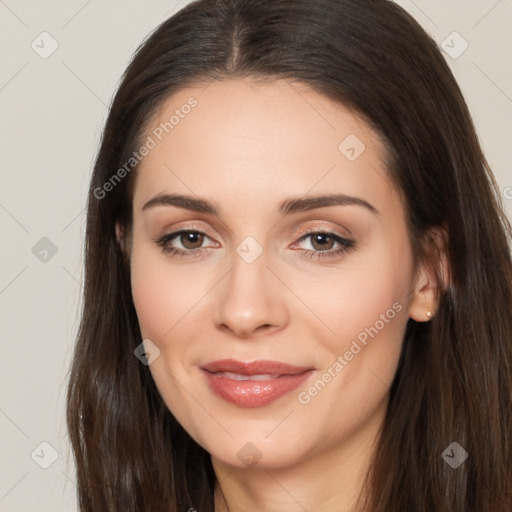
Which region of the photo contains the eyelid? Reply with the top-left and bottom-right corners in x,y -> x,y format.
158,222 -> 352,245
292,222 -> 352,240
164,223 -> 216,239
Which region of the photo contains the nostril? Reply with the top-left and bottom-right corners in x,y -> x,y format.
257,324 -> 274,332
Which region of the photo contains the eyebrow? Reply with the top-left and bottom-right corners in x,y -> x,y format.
142,193 -> 379,216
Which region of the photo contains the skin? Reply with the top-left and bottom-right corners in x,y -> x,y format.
118,78 -> 440,512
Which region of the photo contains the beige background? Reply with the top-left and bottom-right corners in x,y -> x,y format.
0,1 -> 510,510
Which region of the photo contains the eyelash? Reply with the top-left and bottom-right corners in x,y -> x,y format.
155,228 -> 356,261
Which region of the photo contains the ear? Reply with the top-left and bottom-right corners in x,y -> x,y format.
115,221 -> 127,255
407,226 -> 450,322
407,265 -> 437,322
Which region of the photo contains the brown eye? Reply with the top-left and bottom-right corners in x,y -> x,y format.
179,231 -> 205,249
291,230 -> 356,260
309,233 -> 336,251
155,229 -> 214,256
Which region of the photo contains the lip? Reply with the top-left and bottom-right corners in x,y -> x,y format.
201,359 -> 314,408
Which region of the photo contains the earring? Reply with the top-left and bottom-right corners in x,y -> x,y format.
426,311 -> 432,319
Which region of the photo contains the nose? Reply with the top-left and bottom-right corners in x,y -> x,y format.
213,247 -> 288,338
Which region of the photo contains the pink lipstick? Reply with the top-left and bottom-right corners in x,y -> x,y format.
201,359 -> 314,408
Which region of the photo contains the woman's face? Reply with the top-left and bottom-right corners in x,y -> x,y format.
126,78 -> 425,470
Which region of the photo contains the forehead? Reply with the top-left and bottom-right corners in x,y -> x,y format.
132,78 -> 397,217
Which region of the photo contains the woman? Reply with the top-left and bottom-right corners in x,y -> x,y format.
66,0 -> 512,510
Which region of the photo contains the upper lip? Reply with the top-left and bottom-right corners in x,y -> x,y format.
201,359 -> 312,376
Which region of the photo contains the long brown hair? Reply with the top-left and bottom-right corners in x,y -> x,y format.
66,0 -> 512,510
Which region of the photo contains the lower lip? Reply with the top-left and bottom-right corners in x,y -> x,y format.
201,369 -> 314,408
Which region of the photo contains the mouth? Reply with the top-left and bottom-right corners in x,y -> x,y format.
200,359 -> 315,408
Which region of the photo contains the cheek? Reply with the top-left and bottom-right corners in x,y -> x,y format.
294,264 -> 412,353
130,258 -> 171,340
130,244 -> 206,342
